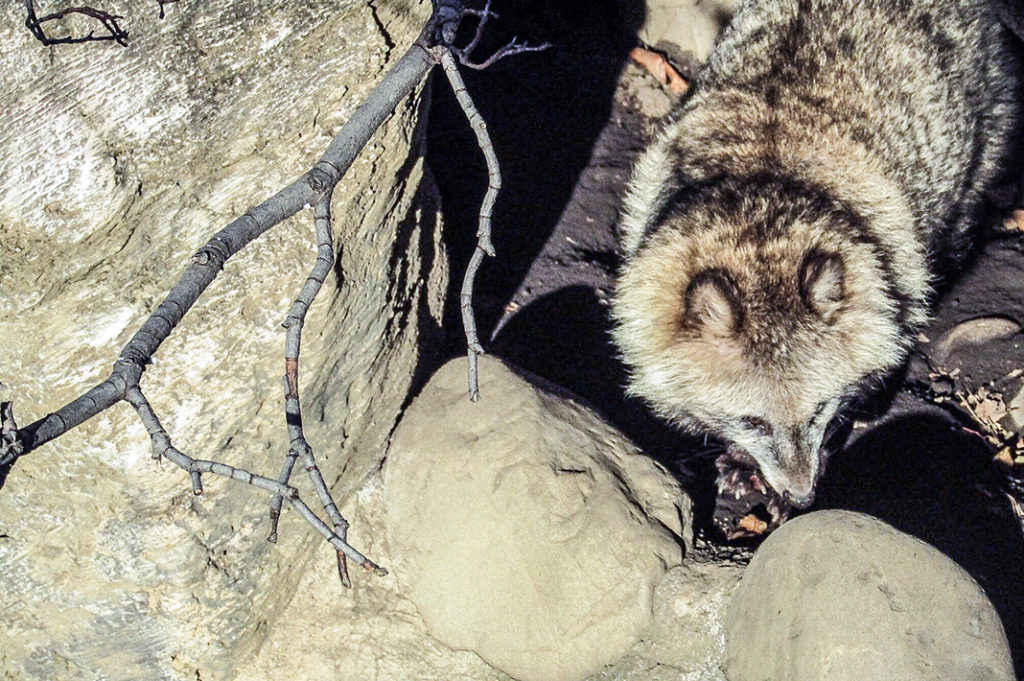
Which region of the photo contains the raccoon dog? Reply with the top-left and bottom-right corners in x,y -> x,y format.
611,0 -> 1022,515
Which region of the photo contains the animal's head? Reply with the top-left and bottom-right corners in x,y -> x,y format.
612,179 -> 912,506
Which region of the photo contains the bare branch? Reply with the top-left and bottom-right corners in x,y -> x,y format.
427,2 -> 549,400
0,25 -> 439,579
269,196 -> 358,586
437,48 -> 502,401
445,0 -> 550,71
24,0 -> 129,46
123,384 -> 385,573
451,0 -> 496,58
3,0 -> 541,584
457,37 -> 550,71
2,32 -> 436,466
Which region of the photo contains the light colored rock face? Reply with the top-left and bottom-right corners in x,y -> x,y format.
1006,382 -> 1024,435
0,1 -> 443,679
383,356 -> 690,681
589,560 -> 742,681
634,0 -> 742,70
724,510 -> 1014,681
236,475 -> 513,681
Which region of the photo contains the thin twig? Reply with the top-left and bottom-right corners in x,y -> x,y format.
431,2 -> 547,400
1,31 -> 436,466
457,37 -> 549,71
451,0 -> 495,58
2,0 -> 542,584
124,385 -> 384,573
443,0 -> 549,71
271,196 -> 355,586
269,196 -> 336,538
437,48 -> 500,401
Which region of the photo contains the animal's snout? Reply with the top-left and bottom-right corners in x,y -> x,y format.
783,487 -> 815,509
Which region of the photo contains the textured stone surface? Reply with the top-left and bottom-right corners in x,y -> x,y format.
725,510 -> 1014,681
0,1 -> 443,679
1008,383 -> 1024,434
235,475 -> 510,681
383,356 -> 690,681
589,559 -> 742,681
633,0 -> 742,71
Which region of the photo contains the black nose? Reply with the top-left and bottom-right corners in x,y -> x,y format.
783,489 -> 815,509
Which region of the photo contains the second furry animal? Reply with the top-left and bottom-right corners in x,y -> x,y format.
612,0 -> 1022,520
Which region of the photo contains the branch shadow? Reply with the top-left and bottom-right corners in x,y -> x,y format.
489,285 -> 712,506
427,0 -> 645,353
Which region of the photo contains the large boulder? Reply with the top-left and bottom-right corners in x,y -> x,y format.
383,356 -> 690,681
725,510 -> 1014,681
0,1 -> 444,678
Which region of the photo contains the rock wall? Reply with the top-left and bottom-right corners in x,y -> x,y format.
0,1 -> 444,679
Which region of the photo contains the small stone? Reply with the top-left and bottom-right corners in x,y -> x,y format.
930,317 -> 1021,367
1004,382 -> 1024,435
929,373 -> 955,396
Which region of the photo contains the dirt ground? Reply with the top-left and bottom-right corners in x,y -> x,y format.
425,0 -> 1024,671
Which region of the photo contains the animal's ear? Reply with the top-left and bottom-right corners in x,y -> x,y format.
799,250 -> 845,320
683,269 -> 743,339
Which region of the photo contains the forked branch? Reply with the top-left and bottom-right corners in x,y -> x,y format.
1,19 -> 437,581
1,0 -> 546,584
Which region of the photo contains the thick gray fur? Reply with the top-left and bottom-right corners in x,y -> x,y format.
613,0 -> 1022,506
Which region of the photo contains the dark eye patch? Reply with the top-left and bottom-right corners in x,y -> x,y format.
740,416 -> 773,436
809,400 -> 831,425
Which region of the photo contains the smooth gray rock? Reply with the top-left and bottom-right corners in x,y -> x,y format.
725,510 -> 1014,681
383,355 -> 690,681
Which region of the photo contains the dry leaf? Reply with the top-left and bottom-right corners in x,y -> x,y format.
975,395 -> 1007,425
629,46 -> 690,96
737,514 -> 769,535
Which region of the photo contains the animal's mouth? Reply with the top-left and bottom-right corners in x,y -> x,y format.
712,445 -> 798,539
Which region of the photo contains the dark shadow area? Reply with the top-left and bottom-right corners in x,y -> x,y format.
426,0 -> 641,354
490,285 -> 718,523
397,171 -> 449,411
420,3 -> 1024,665
815,405 -> 1024,673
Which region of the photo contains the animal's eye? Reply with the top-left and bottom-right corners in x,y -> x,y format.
810,401 -> 830,424
740,416 -> 773,435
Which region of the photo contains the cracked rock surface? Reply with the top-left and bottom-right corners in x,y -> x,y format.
0,1 -> 444,678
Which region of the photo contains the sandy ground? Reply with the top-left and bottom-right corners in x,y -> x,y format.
425,0 -> 1024,670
